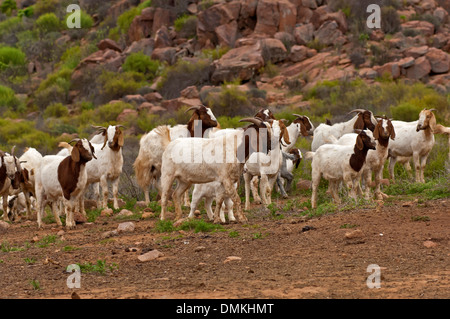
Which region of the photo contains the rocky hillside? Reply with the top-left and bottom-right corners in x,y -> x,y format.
0,0 -> 449,165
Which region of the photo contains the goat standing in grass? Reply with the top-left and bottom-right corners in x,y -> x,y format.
388,109 -> 437,183
306,130 -> 376,209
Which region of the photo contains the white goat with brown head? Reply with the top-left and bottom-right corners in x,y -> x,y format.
388,109 -> 437,183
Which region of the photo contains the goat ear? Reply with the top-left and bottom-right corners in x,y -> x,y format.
353,113 -> 365,131
101,133 -> 108,150
373,121 -> 380,140
118,129 -> 124,147
388,120 -> 396,140
356,135 -> 364,150
71,145 -> 80,162
22,168 -> 29,183
299,121 -> 308,136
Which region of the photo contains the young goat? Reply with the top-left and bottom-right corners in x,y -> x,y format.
276,148 -> 302,198
311,109 -> 377,151
35,139 -> 96,229
331,118 -> 396,200
159,117 -> 272,224
306,130 -> 376,209
388,109 -> 437,183
243,119 -> 289,210
134,105 -> 219,204
0,150 -> 19,222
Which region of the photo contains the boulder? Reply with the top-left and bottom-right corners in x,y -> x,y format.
406,56 -> 431,79
314,20 -> 344,46
373,62 -> 401,79
152,7 -> 175,35
122,94 -> 146,105
128,7 -> 155,44
211,42 -> 265,84
404,45 -> 429,58
277,0 -> 297,33
117,109 -> 138,122
123,38 -> 155,56
425,47 -> 450,73
215,20 -> 239,48
397,56 -> 415,68
151,47 -> 177,65
401,20 -> 435,37
154,25 -> 172,49
254,0 -> 280,36
293,23 -> 314,45
180,86 -> 199,99
358,67 -> 378,79
97,39 -> 122,52
289,45 -> 315,62
261,38 -> 288,63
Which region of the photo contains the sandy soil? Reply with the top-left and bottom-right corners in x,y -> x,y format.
0,196 -> 449,300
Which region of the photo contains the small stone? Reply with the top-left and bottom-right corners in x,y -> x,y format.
345,229 -> 364,239
194,246 -> 206,252
101,208 -> 113,217
125,247 -> 139,252
117,209 -> 133,217
423,240 -> 437,248
57,230 -> 65,236
141,212 -> 154,219
101,230 -> 118,238
31,235 -> 39,243
117,222 -> 135,233
0,221 -> 10,234
138,249 -> 164,262
224,256 -> 241,263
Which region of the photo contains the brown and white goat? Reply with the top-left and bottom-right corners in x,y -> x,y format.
306,130 -> 377,209
0,150 -> 20,222
388,109 -> 437,183
311,109 -> 378,151
35,139 -> 96,229
133,105 -> 219,204
159,117 -> 272,223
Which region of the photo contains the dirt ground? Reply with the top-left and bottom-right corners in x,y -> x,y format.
0,195 -> 449,300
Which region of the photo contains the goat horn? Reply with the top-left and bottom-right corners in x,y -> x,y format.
116,125 -> 125,129
428,108 -> 437,112
292,114 -> 304,118
185,106 -> 201,113
68,138 -> 80,145
239,117 -> 263,126
11,145 -> 15,157
347,109 -> 367,114
91,125 -> 107,132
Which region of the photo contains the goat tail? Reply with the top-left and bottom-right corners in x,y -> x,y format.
58,141 -> 73,151
304,151 -> 315,160
154,125 -> 171,149
133,147 -> 154,190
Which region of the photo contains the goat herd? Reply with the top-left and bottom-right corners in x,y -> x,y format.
0,106 -> 449,229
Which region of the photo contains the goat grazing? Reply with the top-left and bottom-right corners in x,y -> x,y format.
159,117 -> 272,223
388,109 -> 437,183
306,130 -> 376,209
134,105 -> 219,204
276,148 -> 302,198
35,139 -> 96,229
311,109 -> 377,151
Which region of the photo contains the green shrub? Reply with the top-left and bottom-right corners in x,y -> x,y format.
381,6 -> 401,34
35,12 -> 61,33
18,5 -> 34,18
200,46 -> 230,61
33,0 -> 58,15
0,46 -> 26,69
116,1 -> 153,34
0,16 -> 21,35
43,103 -> 68,118
0,84 -> 18,109
59,45 -> 82,69
35,67 -> 72,109
94,101 -> 131,123
158,59 -> 212,99
63,10 -> 94,29
205,83 -> 253,117
0,0 -> 17,16
174,14 -> 197,38
122,52 -> 161,80
99,71 -> 145,101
